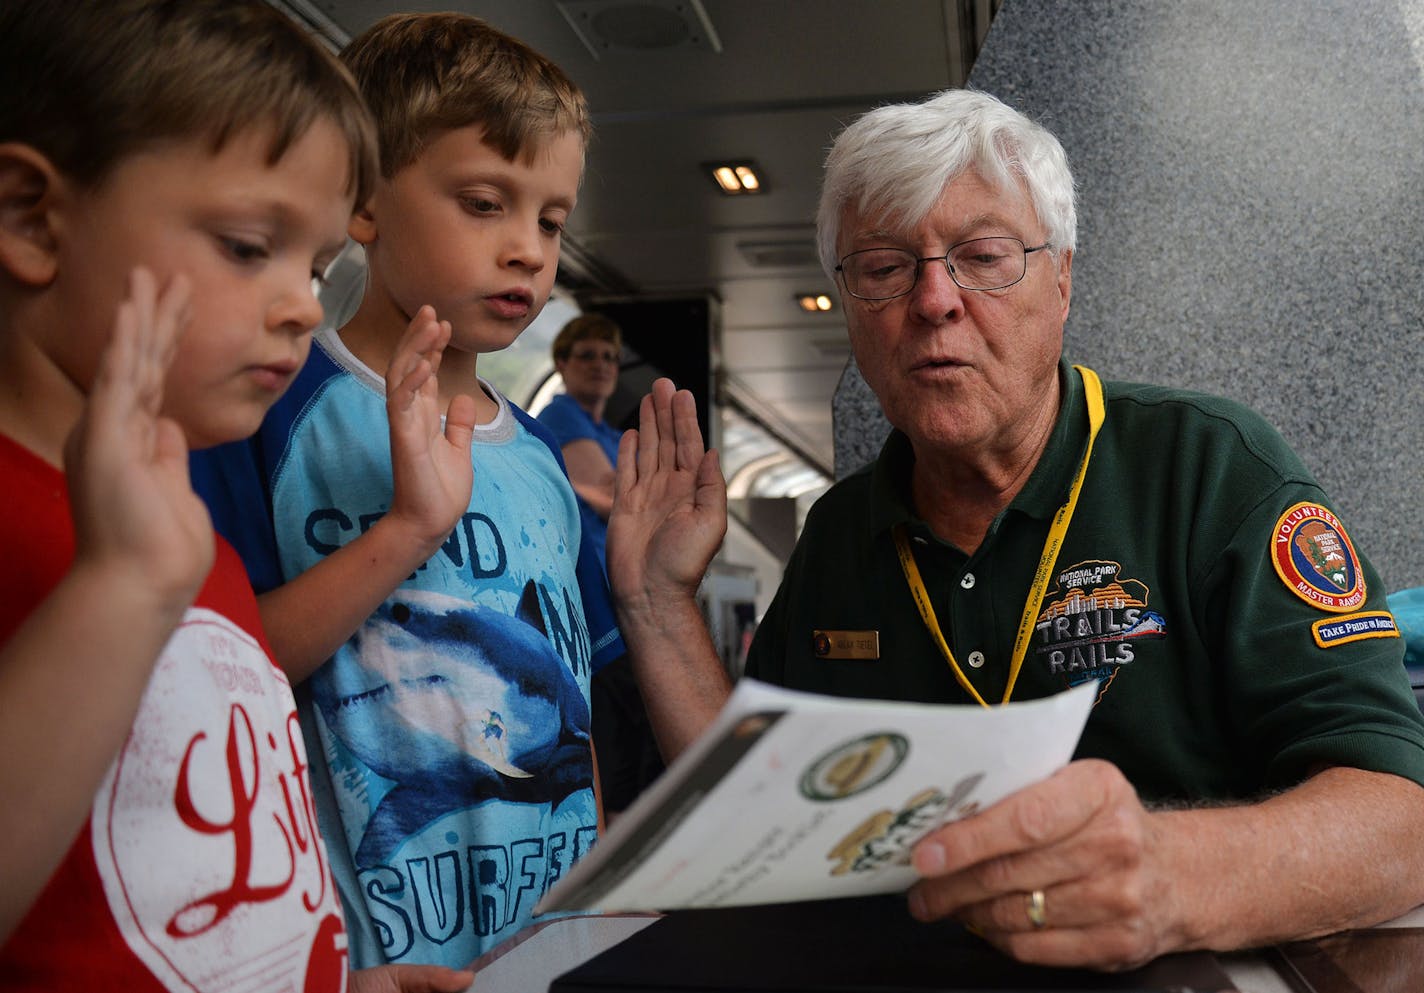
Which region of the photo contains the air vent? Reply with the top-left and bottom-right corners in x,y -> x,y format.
556,1 -> 722,58
736,240 -> 821,269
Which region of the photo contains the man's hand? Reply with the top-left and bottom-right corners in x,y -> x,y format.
605,377 -> 725,614
384,304 -> 476,550
906,759 -> 1178,970
349,963 -> 474,993
65,266 -> 212,610
604,377 -> 731,759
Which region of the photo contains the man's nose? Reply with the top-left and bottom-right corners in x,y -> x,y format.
908,256 -> 966,322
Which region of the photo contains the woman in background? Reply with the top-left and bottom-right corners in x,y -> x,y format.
538,313 -> 665,816
538,314 -> 624,566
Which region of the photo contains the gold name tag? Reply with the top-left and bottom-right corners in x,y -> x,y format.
812,630 -> 880,660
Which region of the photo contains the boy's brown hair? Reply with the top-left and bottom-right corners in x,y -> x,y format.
552,313 -> 623,363
342,12 -> 592,177
0,0 -> 377,203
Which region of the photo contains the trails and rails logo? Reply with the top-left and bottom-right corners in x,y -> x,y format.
1034,559 -> 1165,691
1271,502 -> 1366,613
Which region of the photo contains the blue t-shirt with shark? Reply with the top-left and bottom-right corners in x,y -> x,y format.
191,327 -> 625,969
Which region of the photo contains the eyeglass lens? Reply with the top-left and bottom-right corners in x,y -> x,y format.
571,347 -> 619,363
840,237 -> 1030,298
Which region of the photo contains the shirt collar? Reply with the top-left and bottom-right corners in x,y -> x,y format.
867,359 -> 1088,537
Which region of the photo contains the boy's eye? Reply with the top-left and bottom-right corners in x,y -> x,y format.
219,236 -> 270,264
540,217 -> 565,236
461,196 -> 499,215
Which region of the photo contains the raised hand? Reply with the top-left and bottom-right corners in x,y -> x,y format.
64,266 -> 213,610
384,304 -> 477,549
605,377 -> 726,614
603,377 -> 731,757
1,267 -> 217,943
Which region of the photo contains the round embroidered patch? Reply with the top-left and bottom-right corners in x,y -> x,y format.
1271,502 -> 1366,612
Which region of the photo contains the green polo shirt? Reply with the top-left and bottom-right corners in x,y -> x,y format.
745,363 -> 1424,801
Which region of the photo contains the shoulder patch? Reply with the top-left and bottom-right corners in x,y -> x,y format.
1271,502 -> 1366,612
1311,611 -> 1399,649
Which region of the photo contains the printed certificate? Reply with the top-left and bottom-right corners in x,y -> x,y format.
536,679 -> 1095,914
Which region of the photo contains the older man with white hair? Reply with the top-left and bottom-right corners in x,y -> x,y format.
608,88 -> 1424,971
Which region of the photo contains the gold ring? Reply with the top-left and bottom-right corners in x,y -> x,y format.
1026,889 -> 1047,930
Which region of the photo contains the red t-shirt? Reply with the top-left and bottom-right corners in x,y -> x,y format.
0,435 -> 348,991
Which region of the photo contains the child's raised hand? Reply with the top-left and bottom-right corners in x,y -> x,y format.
384,305 -> 476,548
63,267 -> 214,611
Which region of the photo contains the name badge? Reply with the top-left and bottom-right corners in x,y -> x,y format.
812,630 -> 880,660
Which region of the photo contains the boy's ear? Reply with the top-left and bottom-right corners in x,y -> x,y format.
0,143 -> 63,287
348,199 -> 378,246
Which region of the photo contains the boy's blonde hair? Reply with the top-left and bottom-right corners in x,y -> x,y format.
0,0 -> 377,204
552,313 -> 623,363
342,12 -> 591,177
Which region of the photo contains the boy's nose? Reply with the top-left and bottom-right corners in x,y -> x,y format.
270,275 -> 326,334
500,221 -> 549,273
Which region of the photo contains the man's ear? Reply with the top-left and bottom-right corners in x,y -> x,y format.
1055,247 -> 1073,324
0,143 -> 63,286
348,198 -> 378,246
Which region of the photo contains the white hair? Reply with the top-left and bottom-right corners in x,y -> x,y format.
816,89 -> 1077,278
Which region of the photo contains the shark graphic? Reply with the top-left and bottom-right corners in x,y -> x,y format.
310,582 -> 592,864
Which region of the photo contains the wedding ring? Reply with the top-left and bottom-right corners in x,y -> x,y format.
1026,889 -> 1048,930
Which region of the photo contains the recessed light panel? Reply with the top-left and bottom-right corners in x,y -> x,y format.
556,0 -> 722,59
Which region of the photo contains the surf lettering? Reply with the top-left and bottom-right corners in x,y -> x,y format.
362,826 -> 597,960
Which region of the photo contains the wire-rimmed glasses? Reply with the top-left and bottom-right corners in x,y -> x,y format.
835,237 -> 1050,300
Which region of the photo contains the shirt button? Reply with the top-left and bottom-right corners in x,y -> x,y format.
967,651 -> 986,668
960,573 -> 976,590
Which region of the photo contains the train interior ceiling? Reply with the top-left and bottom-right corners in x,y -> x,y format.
272,0 -> 1003,670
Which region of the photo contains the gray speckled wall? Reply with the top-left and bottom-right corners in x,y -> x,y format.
834,0 -> 1424,589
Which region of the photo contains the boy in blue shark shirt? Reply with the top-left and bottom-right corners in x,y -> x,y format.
191,11 -> 620,970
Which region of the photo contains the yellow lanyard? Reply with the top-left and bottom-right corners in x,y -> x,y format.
892,366 -> 1105,707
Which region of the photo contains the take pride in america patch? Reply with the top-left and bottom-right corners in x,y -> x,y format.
1311,611 -> 1399,649
1271,502 -> 1366,613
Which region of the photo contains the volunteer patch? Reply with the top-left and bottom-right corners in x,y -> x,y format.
1271,502 -> 1366,612
1311,611 -> 1399,649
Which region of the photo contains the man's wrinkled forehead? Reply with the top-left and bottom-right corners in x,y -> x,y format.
839,170 -> 1035,250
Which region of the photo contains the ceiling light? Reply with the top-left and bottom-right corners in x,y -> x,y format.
706,160 -> 766,195
796,293 -> 835,313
